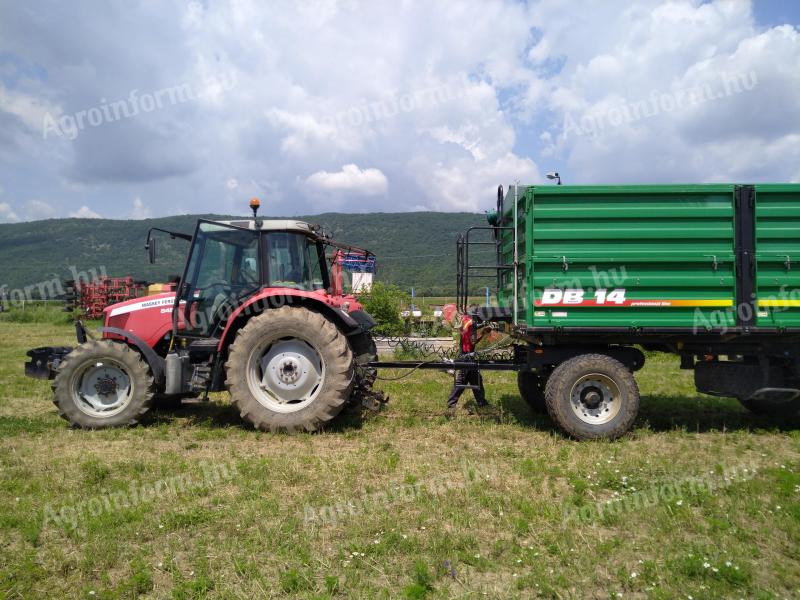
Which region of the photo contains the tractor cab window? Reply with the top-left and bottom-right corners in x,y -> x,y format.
181,222 -> 260,336
265,232 -> 327,291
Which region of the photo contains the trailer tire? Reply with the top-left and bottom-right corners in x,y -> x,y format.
517,371 -> 547,413
226,306 -> 354,433
544,354 -> 639,440
52,340 -> 155,428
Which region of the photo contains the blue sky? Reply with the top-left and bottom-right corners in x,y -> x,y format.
0,0 -> 798,222
753,0 -> 800,27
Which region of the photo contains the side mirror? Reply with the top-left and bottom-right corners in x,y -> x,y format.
146,237 -> 156,264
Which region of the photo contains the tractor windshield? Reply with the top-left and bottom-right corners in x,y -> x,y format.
180,221 -> 260,337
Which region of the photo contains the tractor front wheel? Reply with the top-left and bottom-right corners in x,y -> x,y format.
226,306 -> 354,433
52,340 -> 155,428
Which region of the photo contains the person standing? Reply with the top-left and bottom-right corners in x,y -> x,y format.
447,307 -> 488,413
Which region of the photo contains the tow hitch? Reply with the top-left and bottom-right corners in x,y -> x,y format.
24,321 -> 88,380
25,346 -> 72,380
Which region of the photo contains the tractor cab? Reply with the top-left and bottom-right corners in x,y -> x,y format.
177,218 -> 332,338
142,197 -> 372,342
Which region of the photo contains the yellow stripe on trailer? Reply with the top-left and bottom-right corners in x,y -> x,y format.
661,299 -> 733,307
758,299 -> 800,307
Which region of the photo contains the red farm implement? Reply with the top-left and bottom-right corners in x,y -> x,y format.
64,277 -> 150,319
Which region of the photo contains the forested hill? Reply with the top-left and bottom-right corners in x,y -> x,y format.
0,211 -> 492,295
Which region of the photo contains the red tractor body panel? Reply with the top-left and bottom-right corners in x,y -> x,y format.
101,289 -> 363,351
103,293 -> 176,348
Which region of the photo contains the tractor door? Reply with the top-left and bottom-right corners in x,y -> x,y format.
179,221 -> 261,337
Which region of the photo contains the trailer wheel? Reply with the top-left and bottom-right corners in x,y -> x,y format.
52,340 -> 155,428
226,306 -> 354,433
517,371 -> 547,413
544,354 -> 639,440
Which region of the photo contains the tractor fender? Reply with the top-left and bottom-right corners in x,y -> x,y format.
99,326 -> 166,383
216,291 -> 373,352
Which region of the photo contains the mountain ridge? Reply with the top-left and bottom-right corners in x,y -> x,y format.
0,211 -> 493,296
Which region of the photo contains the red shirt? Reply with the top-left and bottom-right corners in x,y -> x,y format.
460,316 -> 475,353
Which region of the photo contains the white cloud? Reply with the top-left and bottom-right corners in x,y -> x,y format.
25,199 -> 56,220
266,108 -> 348,156
70,206 -> 102,219
305,164 -> 388,196
530,1 -> 800,184
129,196 -> 152,219
0,84 -> 62,134
0,202 -> 19,223
0,0 -> 798,220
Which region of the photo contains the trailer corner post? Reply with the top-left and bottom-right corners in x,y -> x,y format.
513,181 -> 519,326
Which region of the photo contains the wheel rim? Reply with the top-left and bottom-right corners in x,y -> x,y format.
569,373 -> 621,425
247,338 -> 325,413
72,360 -> 133,418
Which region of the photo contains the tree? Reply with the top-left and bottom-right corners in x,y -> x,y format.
357,282 -> 409,335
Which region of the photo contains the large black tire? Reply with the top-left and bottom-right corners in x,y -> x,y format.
225,307 -> 354,433
52,340 -> 155,428
544,354 -> 639,440
517,371 -> 547,413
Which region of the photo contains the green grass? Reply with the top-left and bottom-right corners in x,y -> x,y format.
1,318 -> 799,598
0,302 -> 77,325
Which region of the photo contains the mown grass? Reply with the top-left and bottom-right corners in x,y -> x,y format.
0,317 -> 798,598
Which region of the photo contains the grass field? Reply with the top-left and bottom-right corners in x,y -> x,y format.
1,319 -> 799,599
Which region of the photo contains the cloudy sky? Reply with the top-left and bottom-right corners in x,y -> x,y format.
0,0 -> 798,222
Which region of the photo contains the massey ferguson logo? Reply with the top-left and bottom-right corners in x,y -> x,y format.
108,295 -> 177,317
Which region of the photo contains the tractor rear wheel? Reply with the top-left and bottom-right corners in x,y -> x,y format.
52,340 -> 155,428
226,306 -> 354,433
517,371 -> 547,413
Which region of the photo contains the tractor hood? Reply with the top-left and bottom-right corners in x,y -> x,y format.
103,293 -> 177,349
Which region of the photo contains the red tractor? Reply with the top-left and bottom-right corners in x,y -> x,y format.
25,200 -> 379,432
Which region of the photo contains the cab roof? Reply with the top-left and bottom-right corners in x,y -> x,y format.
216,219 -> 315,233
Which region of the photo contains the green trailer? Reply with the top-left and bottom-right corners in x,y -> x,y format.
456,183 -> 800,439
